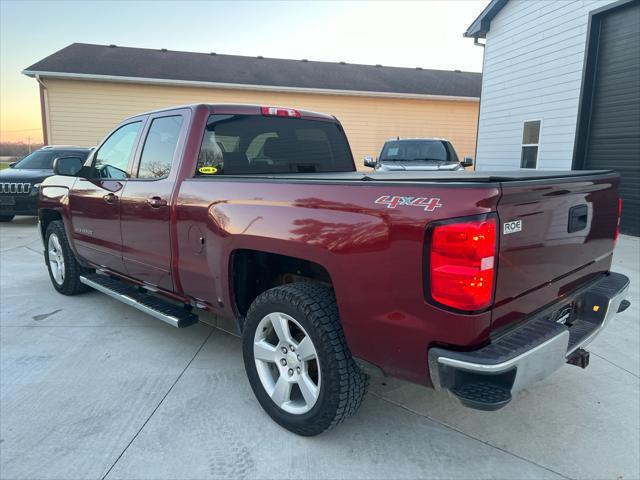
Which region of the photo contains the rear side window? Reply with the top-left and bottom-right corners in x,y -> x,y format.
137,115 -> 184,179
195,114 -> 353,175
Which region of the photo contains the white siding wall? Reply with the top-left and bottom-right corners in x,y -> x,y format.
476,0 -> 617,170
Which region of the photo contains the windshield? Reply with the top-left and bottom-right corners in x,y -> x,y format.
196,114 -> 355,175
13,150 -> 88,170
379,140 -> 450,163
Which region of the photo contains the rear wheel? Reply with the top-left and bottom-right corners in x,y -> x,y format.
0,215 -> 14,222
45,220 -> 92,295
242,282 -> 368,436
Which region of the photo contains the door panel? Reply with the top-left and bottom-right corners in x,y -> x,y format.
69,178 -> 126,271
120,180 -> 174,289
120,113 -> 187,290
69,120 -> 145,272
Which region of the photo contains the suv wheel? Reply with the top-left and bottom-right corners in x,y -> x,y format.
243,282 -> 368,436
0,215 -> 14,222
45,220 -> 92,295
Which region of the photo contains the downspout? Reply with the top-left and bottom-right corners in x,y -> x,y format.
471,36 -> 486,169
35,74 -> 50,145
473,37 -> 486,47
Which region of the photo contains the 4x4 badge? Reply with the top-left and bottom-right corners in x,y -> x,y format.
374,195 -> 443,212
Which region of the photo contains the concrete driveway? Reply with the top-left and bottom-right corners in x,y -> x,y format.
1,217 -> 638,480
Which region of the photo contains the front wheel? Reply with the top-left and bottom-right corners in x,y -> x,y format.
44,220 -> 92,295
242,282 -> 368,436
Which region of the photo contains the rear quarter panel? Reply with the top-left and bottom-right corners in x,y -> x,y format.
175,179 -> 500,384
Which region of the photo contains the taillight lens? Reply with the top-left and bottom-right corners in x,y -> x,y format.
429,217 -> 497,311
615,197 -> 622,241
260,106 -> 301,118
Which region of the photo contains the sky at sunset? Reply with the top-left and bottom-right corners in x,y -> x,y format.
0,0 -> 488,144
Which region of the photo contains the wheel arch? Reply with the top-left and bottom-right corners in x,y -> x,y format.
39,208 -> 63,240
39,206 -> 87,268
230,248 -> 335,330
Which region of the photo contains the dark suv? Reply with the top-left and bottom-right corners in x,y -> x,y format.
0,146 -> 92,221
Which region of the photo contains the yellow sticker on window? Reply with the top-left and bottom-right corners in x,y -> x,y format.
198,166 -> 218,175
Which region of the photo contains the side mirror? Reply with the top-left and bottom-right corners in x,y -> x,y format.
364,156 -> 377,168
53,156 -> 84,176
9,162 -> 17,168
462,156 -> 474,168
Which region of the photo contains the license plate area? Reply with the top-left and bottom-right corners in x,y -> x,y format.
0,196 -> 16,206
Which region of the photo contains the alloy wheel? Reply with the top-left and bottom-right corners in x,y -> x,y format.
253,312 -> 321,414
48,233 -> 65,285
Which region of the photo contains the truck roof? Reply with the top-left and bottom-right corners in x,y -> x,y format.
129,103 -> 337,122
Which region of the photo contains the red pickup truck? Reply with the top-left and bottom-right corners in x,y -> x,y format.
39,104 -> 630,436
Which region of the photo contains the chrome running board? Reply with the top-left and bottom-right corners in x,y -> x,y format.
80,273 -> 198,328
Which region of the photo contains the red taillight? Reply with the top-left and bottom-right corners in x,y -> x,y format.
429,217 -> 497,311
260,106 -> 301,118
615,197 -> 622,241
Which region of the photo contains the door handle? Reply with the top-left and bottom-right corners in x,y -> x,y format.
103,193 -> 117,204
568,204 -> 588,233
147,196 -> 168,208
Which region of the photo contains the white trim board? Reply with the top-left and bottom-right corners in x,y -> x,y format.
22,70 -> 480,103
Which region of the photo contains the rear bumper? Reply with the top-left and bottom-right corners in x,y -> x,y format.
428,272 -> 630,411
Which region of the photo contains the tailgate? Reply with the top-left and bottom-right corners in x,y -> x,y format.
492,172 -> 620,331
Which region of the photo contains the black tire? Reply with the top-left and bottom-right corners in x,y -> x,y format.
44,220 -> 92,295
0,215 -> 14,222
242,282 -> 368,436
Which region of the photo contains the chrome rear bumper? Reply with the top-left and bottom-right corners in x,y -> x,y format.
428,272 -> 630,410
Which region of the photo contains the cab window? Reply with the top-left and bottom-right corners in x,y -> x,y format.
195,114 -> 353,175
246,132 -> 278,162
93,122 -> 142,179
136,116 -> 184,180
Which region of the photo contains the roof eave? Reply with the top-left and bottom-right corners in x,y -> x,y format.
22,70 -> 480,102
463,0 -> 508,38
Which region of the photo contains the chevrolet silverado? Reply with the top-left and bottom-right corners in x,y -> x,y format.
38,104 -> 630,435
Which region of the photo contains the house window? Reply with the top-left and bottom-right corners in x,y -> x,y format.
521,120 -> 541,169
